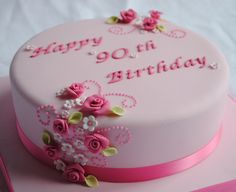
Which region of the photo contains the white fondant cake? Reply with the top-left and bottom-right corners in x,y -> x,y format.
10,10 -> 229,186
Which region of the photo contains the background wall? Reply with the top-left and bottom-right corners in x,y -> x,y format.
0,0 -> 235,96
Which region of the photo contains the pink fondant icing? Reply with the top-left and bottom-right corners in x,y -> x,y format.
10,17 -> 229,183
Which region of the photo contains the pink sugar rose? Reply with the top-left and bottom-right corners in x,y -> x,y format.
44,146 -> 59,160
67,83 -> 84,99
63,164 -> 85,183
85,133 -> 110,153
53,119 -> 69,134
82,94 -> 110,116
150,10 -> 162,20
120,9 -> 137,23
143,17 -> 157,31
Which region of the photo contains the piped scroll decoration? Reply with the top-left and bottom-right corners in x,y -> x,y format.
161,29 -> 186,39
82,80 -> 102,96
103,93 -> 137,109
108,26 -> 137,35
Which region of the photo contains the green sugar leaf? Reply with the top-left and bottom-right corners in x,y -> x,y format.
102,147 -> 118,157
85,175 -> 99,188
106,16 -> 119,24
111,106 -> 125,116
68,112 -> 83,124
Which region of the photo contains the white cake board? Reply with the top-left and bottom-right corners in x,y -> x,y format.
1,76 -> 236,192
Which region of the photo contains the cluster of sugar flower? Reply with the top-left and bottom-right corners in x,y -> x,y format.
106,9 -> 164,32
41,82 -> 125,187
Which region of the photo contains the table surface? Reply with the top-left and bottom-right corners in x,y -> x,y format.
1,76 -> 236,192
0,0 -> 236,98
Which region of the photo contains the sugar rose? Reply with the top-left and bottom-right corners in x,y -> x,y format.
63,164 -> 85,183
120,9 -> 137,23
85,133 -> 110,153
82,94 -> 110,116
67,83 -> 84,99
143,17 -> 157,31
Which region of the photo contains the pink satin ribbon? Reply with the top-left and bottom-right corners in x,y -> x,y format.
16,121 -> 222,182
0,156 -> 14,192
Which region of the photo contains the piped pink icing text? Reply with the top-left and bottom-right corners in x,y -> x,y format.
29,37 -> 103,58
96,40 -> 156,63
107,56 -> 207,84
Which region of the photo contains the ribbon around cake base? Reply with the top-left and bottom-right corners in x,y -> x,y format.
16,121 -> 222,182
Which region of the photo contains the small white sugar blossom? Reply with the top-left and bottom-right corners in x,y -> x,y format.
24,44 -> 34,51
62,97 -> 86,109
73,139 -> 85,149
74,96 -> 86,106
75,127 -> 85,135
88,50 -> 97,55
60,110 -> 70,118
55,88 -> 66,97
209,62 -> 218,70
54,159 -> 66,171
61,143 -> 75,155
63,100 -> 73,109
73,154 -> 88,166
83,115 -> 98,132
53,133 -> 63,143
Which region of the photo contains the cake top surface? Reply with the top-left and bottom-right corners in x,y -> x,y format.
10,11 -> 229,123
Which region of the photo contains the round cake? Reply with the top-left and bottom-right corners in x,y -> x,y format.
10,10 -> 229,187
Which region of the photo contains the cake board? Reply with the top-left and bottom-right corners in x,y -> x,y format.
1,76 -> 236,192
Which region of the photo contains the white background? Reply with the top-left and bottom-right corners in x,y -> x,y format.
0,0 -> 235,96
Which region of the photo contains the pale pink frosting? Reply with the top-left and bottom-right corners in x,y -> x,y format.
10,18 -> 229,172
84,133 -> 110,153
66,83 -> 84,99
143,17 -> 157,31
120,9 -> 137,23
82,94 -> 110,116
63,163 -> 85,183
53,119 -> 69,134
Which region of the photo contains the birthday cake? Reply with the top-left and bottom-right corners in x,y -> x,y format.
10,9 -> 229,187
